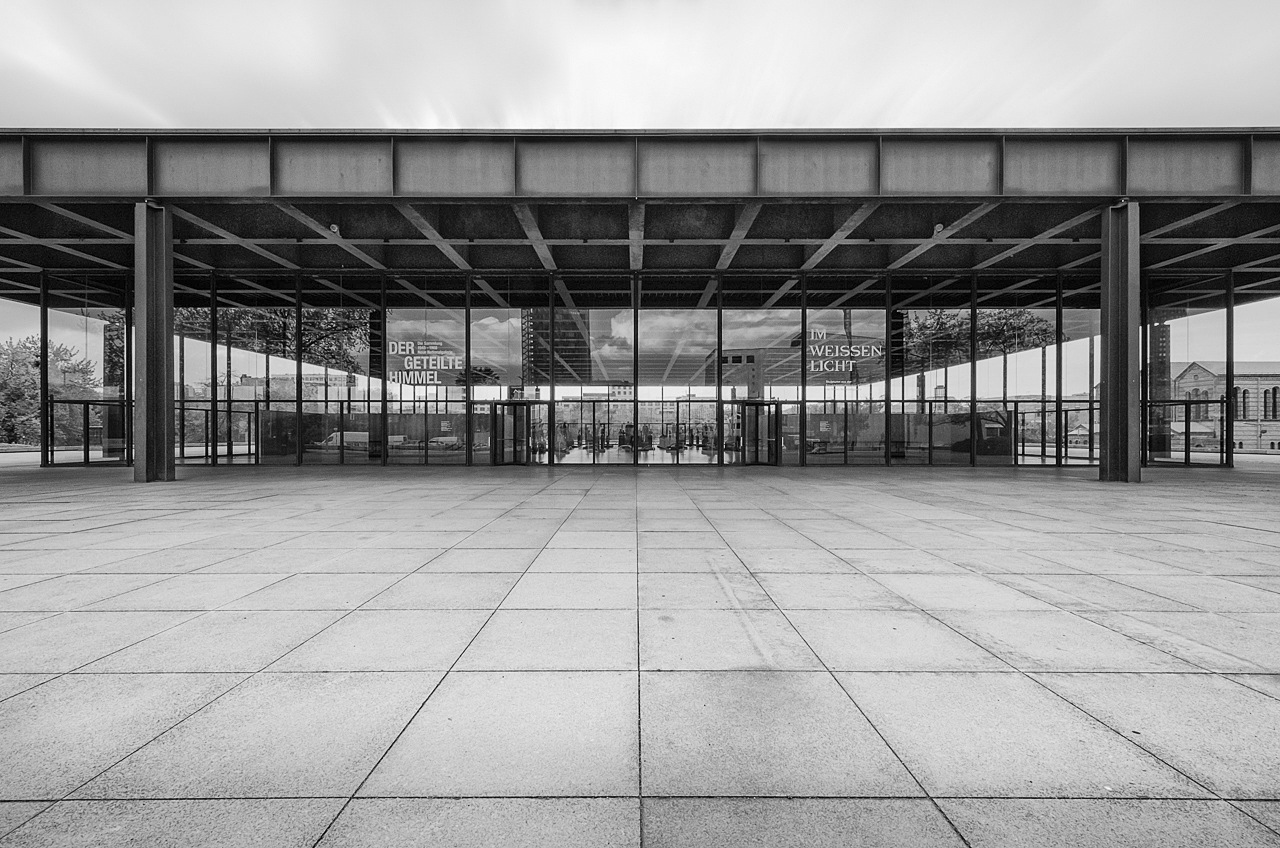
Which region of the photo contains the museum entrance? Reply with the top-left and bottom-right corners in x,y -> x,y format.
725,400 -> 781,466
487,400 -> 549,466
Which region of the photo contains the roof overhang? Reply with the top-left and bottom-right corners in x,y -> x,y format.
2,129 -> 1278,312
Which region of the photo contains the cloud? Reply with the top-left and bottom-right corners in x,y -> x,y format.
1,0 -> 1277,128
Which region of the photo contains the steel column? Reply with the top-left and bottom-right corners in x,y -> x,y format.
1099,201 -> 1142,482
464,274 -> 474,467
38,271 -> 49,467
715,275 -> 724,466
1055,273 -> 1064,466
123,273 -> 134,465
1226,269 -> 1235,468
969,273 -> 978,467
132,202 -> 176,482
799,273 -> 808,467
632,273 -> 640,467
209,273 -> 219,466
379,274 -> 388,467
548,272 -> 557,466
294,273 -> 303,466
1139,278 -> 1149,466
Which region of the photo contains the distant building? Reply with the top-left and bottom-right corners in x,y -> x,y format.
1171,361 -> 1280,453
521,309 -> 591,387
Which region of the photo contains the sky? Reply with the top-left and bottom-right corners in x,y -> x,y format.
2,0 -> 1280,130
3,1 -> 1279,383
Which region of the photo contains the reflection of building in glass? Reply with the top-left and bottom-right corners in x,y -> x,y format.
1149,322 -> 1172,401
706,336 -> 882,398
1173,361 -> 1280,453
521,309 -> 590,386
707,347 -> 801,398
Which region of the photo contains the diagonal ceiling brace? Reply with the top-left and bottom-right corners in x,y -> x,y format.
890,203 -> 998,270
1060,200 -> 1242,271
513,204 -> 556,271
395,202 -> 507,308
976,207 -> 1104,269
716,203 -> 762,271
275,203 -> 387,270
802,203 -> 880,272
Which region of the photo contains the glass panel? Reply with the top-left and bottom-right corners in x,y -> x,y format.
637,303 -> 717,465
1230,274 -> 1280,464
553,399 -> 594,465
722,306 -> 800,464
805,305 -> 887,464
1061,278 -> 1101,465
46,278 -> 127,464
804,401 -> 886,465
553,301 -> 634,464
386,305 -> 466,465
552,399 -> 633,465
896,307 -> 971,465
296,279 -> 382,466
1147,275 -> 1228,465
174,306 -> 213,464
471,307 -> 538,401
0,287 -> 43,466
528,402 -> 549,464
974,281 -> 1058,466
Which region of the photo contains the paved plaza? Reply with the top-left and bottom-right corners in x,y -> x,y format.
0,464 -> 1279,846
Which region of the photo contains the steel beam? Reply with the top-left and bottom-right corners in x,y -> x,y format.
975,207 -> 1103,269
1099,201 -> 1141,482
629,203 -> 646,272
132,202 -> 175,482
1149,221 -> 1280,269
1061,201 -> 1241,271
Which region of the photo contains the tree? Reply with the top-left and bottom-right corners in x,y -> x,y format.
176,307 -> 374,374
899,309 -> 1058,448
974,309 -> 1058,358
0,336 -> 101,446
109,307 -> 375,385
459,366 -> 500,387
902,308 -> 1056,368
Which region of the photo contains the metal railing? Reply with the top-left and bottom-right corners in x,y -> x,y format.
45,399 -> 130,466
35,396 -> 1233,470
1144,398 -> 1228,466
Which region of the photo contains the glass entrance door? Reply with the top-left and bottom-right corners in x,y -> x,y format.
726,401 -> 780,465
491,401 -> 530,466
489,401 -> 550,466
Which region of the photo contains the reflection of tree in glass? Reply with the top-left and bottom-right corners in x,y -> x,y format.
901,309 -> 1057,449
0,336 -> 100,446
459,367 -> 499,386
976,309 -> 1057,356
111,308 -> 374,375
904,309 -> 1055,370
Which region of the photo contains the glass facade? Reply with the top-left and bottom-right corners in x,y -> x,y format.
4,270 -> 1274,471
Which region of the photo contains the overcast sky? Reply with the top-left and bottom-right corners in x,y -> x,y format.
2,0 -> 1278,130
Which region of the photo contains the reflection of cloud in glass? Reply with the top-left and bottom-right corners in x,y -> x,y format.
469,314 -> 522,379
584,310 -> 633,376
603,312 -> 634,347
387,313 -> 465,346
637,311 -> 717,384
808,309 -> 884,340
722,309 -> 801,349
